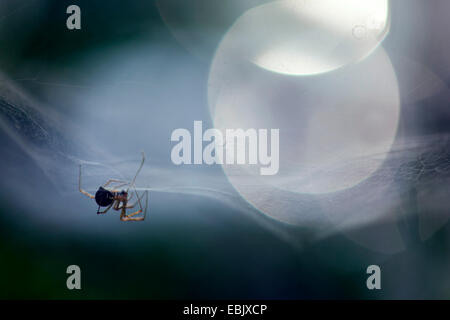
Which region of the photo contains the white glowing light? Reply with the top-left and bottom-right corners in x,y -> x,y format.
208,44 -> 400,224
221,0 -> 390,76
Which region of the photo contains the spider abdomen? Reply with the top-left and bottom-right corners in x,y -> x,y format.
95,187 -> 114,207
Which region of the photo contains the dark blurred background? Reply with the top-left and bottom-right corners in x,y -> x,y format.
1,0 -> 450,299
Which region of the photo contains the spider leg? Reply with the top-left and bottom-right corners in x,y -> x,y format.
127,209 -> 143,218
119,206 -> 142,220
118,152 -> 147,222
113,199 -> 122,211
116,195 -> 136,209
97,203 -> 113,214
103,179 -> 129,188
124,191 -> 145,209
119,194 -> 145,221
124,191 -> 148,220
143,191 -> 148,219
120,209 -> 144,221
120,216 -> 145,221
125,152 -> 145,193
127,192 -> 134,202
111,183 -> 130,190
133,191 -> 148,218
79,165 -> 94,199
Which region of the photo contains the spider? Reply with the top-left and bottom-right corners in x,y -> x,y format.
79,152 -> 148,221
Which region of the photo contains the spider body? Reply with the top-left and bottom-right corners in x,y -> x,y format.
79,152 -> 148,221
95,187 -> 115,207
